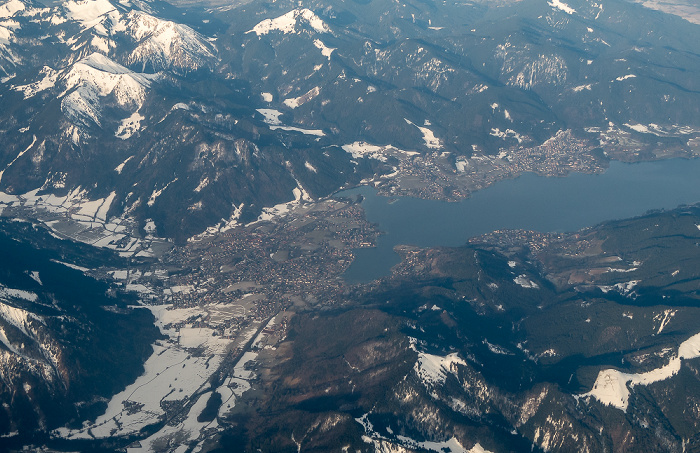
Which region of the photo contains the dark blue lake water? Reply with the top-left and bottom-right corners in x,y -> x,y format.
338,158 -> 700,284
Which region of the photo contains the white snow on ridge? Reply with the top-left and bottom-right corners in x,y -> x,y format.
615,74 -> 636,81
115,155 -> 134,173
484,339 -> 512,355
90,35 -> 111,52
249,8 -> 331,36
0,297 -> 42,354
51,260 -> 89,272
29,271 -> 41,285
409,338 -> 466,389
304,161 -> 317,173
0,135 -> 36,184
313,38 -> 335,60
0,294 -> 40,339
147,178 -> 177,207
654,309 -> 676,335
62,52 -> 154,97
0,24 -> 13,46
50,0 -> 215,72
269,125 -> 324,136
414,351 -> 466,387
283,86 -> 320,109
548,0 -> 576,14
60,53 -> 155,128
63,0 -> 118,31
623,122 -> 699,137
124,11 -> 216,72
0,0 -> 25,19
581,331 -> 700,411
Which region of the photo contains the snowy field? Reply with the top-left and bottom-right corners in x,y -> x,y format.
55,302 -> 282,451
0,188 -> 170,258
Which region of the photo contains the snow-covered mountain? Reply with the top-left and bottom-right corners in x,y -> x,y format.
0,0 -> 699,449
124,10 -> 216,72
248,8 -> 332,36
0,0 -> 698,242
59,53 -> 154,133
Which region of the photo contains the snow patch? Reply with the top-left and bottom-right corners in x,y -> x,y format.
598,280 -> 639,297
341,141 -> 418,162
0,135 -> 36,184
28,271 -> 42,285
115,155 -> 134,174
13,66 -> 59,99
60,53 -> 155,129
581,331 -> 700,411
548,0 -> 576,14
269,125 -> 324,136
356,412 -> 492,453
115,111 -> 144,139
490,127 -> 524,143
256,108 -> 283,125
63,0 -> 118,31
313,38 -> 335,60
514,274 -> 539,289
405,118 -> 442,149
623,122 -> 699,137
124,11 -> 216,72
147,179 -> 177,207
0,0 -> 25,19
654,309 -> 676,335
283,86 -> 320,109
411,340 -> 465,388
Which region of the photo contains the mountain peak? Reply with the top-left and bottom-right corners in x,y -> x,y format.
249,8 -> 331,37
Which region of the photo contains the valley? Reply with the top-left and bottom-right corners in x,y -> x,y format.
0,0 -> 699,450
4,158 -> 700,452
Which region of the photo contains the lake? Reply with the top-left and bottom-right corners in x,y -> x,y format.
338,158 -> 700,284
